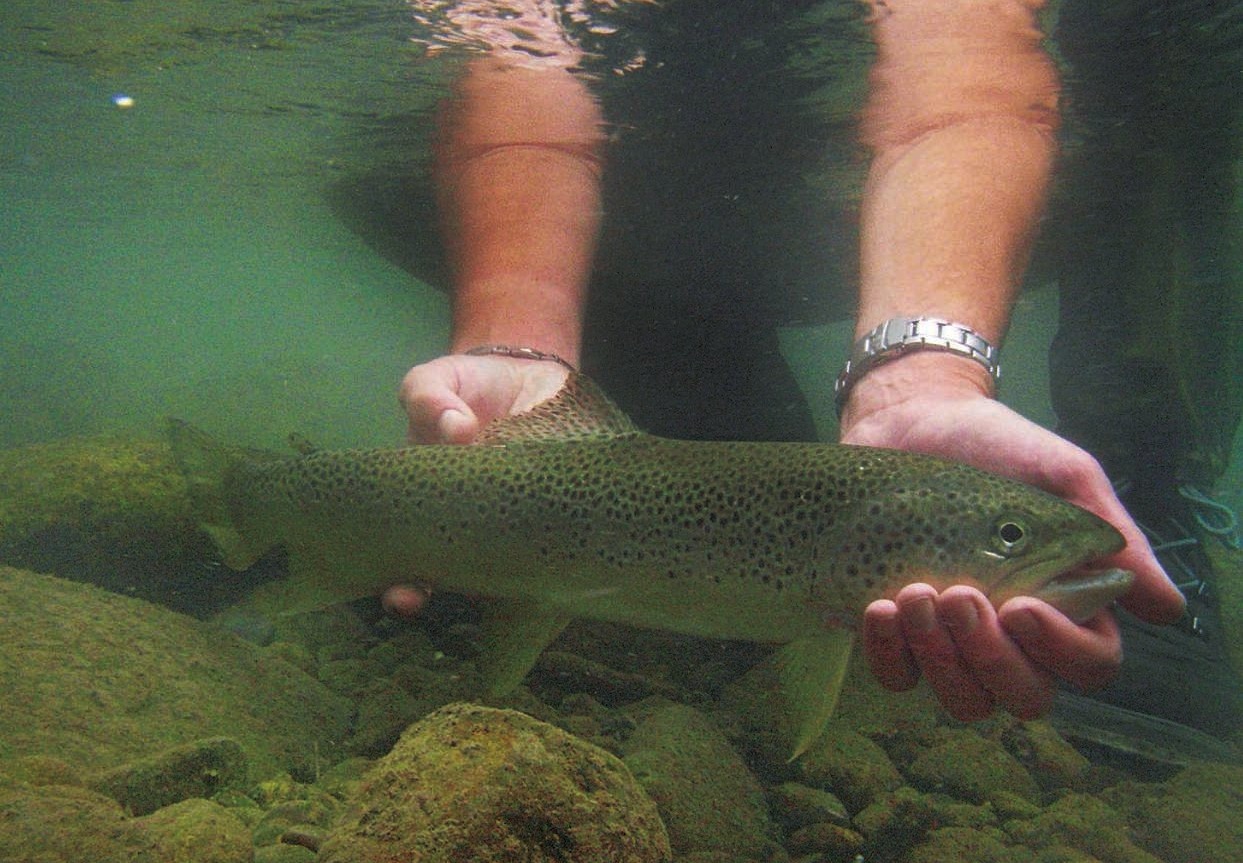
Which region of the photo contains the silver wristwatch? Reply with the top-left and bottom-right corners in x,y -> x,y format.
834,316 -> 1001,416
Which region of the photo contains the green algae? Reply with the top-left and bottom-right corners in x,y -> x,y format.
0,566 -> 351,782
319,703 -> 672,863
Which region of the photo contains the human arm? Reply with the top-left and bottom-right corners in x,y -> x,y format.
846,0 -> 1184,718
399,53 -> 603,442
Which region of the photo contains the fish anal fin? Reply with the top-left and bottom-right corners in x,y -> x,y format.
202,524 -> 266,571
475,373 -> 639,444
477,599 -> 573,696
774,631 -> 856,761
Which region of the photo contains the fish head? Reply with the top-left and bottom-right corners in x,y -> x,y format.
821,456 -> 1131,622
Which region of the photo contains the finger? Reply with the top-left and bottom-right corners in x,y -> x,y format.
894,584 -> 996,721
938,587 -> 1055,719
399,363 -> 480,444
1000,597 -> 1123,692
382,585 -> 430,618
1047,456 -> 1184,625
862,599 -> 921,692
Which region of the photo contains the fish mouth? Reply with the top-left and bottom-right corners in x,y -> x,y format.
988,553 -> 1135,622
986,514 -> 1126,617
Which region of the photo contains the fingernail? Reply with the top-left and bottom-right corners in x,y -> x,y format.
1004,608 -> 1040,641
940,597 -> 979,635
905,597 -> 937,633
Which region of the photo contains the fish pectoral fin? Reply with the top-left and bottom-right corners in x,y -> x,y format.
476,599 -> 573,697
773,630 -> 855,762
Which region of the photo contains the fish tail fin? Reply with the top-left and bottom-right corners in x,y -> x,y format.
166,418 -> 275,570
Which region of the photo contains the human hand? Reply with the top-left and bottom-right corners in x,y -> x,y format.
385,354 -> 571,615
840,353 -> 1185,720
398,353 -> 570,444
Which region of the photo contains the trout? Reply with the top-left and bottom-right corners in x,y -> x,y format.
169,374 -> 1132,758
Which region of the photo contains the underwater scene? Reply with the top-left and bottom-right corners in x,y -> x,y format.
2,0 -> 1242,861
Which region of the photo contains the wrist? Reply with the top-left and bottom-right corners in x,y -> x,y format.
450,277 -> 584,366
839,350 -> 996,432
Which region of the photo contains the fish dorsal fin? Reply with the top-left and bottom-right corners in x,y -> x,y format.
475,372 -> 639,445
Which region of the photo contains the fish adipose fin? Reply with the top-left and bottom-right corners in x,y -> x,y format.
475,373 -> 639,444
774,630 -> 856,761
476,599 -> 573,696
166,419 -> 280,571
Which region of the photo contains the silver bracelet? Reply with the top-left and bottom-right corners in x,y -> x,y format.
834,316 -> 1001,417
463,344 -> 578,373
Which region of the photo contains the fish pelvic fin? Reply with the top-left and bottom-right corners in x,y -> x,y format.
775,630 -> 855,761
476,599 -> 574,697
166,419 -> 276,571
475,373 -> 640,444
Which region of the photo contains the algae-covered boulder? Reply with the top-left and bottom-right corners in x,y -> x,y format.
0,434 -> 254,613
1107,762 -> 1243,863
0,784 -> 252,863
0,566 -> 351,781
319,702 -> 671,863
620,700 -> 780,860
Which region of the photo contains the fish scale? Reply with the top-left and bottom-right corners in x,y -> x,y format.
170,373 -> 1132,758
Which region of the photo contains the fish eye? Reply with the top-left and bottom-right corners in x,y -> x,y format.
992,518 -> 1029,554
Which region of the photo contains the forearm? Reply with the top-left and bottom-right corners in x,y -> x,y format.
856,0 -> 1060,350
436,57 -> 605,366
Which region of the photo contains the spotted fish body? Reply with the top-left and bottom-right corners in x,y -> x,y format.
170,375 -> 1131,757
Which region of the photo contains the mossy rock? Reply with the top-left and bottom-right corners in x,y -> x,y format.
907,728 -> 1042,805
319,702 -> 671,863
0,785 -> 250,863
0,434 -> 255,613
1110,762 -> 1243,863
0,566 -> 351,781
620,700 -> 779,859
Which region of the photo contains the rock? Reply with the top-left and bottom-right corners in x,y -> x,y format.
906,728 -> 1042,805
620,700 -> 779,859
796,719 -> 904,813
0,785 -> 250,863
852,783 -> 999,856
254,845 -> 319,863
767,782 -> 851,831
785,821 -> 865,859
530,649 -> 683,705
0,755 -> 80,788
1107,762 -> 1243,863
318,702 -> 671,862
902,826 -> 1015,863
88,737 -> 248,815
130,798 -> 253,862
1005,793 -> 1162,863
346,681 -> 424,757
1003,719 -> 1092,791
251,794 -> 341,847
0,566 -> 352,781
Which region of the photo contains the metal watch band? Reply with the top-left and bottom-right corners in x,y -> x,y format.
463,344 -> 578,373
834,316 -> 1001,416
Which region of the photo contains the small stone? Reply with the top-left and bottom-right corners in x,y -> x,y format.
88,737 -> 248,816
767,782 -> 851,831
785,821 -> 865,858
796,720 -> 904,813
131,798 -> 252,863
907,728 -> 1041,805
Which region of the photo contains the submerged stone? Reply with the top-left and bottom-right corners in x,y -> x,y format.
318,702 -> 671,863
88,737 -> 248,816
0,566 -> 351,781
620,700 -> 780,859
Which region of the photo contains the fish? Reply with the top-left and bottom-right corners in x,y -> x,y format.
168,373 -> 1133,759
